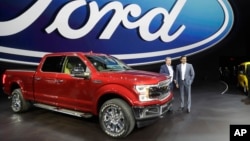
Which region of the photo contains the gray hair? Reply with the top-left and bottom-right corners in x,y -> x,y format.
165,57 -> 171,60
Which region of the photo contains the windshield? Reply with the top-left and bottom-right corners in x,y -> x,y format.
86,55 -> 132,71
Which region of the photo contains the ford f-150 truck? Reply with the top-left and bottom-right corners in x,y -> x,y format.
2,52 -> 173,138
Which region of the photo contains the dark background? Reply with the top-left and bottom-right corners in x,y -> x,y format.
0,0 -> 250,83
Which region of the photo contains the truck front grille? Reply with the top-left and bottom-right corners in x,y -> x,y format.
148,80 -> 171,100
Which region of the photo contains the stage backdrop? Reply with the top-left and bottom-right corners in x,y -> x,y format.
0,0 -> 235,67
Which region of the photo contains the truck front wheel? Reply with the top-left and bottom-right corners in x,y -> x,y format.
11,88 -> 31,113
99,98 -> 135,138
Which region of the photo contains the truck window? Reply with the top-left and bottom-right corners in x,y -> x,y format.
247,64 -> 250,76
41,56 -> 65,73
63,56 -> 87,74
86,55 -> 131,71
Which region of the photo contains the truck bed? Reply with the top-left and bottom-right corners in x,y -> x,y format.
3,69 -> 36,98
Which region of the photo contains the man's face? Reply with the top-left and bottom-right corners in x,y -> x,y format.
180,57 -> 187,64
166,59 -> 171,65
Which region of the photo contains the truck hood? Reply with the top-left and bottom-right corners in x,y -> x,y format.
100,69 -> 170,85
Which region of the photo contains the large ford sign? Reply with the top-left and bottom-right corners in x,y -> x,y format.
0,0 -> 234,66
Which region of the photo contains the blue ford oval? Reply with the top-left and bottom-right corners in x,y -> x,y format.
0,0 -> 234,66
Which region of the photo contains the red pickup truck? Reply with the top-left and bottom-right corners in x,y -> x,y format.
2,52 -> 173,138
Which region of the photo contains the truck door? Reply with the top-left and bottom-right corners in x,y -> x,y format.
55,56 -> 92,112
34,56 -> 65,106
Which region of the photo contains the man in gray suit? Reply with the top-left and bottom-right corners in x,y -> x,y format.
175,56 -> 195,113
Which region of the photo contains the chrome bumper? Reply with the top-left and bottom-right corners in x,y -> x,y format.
132,99 -> 173,120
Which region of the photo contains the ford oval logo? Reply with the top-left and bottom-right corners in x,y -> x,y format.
0,0 -> 234,66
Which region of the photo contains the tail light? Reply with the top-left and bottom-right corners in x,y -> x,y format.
2,74 -> 6,85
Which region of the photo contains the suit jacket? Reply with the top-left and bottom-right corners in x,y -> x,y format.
160,64 -> 174,81
175,63 -> 195,85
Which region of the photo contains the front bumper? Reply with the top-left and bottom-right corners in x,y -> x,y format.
132,97 -> 173,127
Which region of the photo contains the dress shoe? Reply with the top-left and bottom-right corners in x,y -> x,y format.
187,109 -> 191,113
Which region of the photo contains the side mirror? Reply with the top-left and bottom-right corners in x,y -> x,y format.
71,66 -> 90,79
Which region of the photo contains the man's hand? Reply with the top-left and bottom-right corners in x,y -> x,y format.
176,84 -> 179,88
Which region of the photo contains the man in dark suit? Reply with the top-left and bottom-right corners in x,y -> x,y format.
160,57 -> 174,91
175,56 -> 195,113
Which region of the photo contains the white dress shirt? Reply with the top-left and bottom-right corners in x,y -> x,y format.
181,63 -> 186,80
167,65 -> 174,82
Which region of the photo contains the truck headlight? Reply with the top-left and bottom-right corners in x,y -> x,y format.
135,85 -> 153,102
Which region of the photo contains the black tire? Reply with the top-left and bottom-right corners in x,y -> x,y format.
99,98 -> 135,138
11,88 -> 31,113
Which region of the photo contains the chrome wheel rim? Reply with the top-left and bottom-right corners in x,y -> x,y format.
103,106 -> 125,134
11,93 -> 21,112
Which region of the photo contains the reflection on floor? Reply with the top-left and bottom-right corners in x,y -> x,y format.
0,80 -> 250,141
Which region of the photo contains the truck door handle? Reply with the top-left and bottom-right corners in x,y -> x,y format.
57,79 -> 64,83
34,77 -> 41,81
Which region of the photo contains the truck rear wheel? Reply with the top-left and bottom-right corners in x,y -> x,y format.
11,88 -> 31,113
99,98 -> 135,138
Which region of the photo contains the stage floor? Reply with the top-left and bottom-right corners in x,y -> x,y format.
1,80 -> 250,141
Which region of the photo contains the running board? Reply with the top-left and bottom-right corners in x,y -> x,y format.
33,103 -> 93,118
